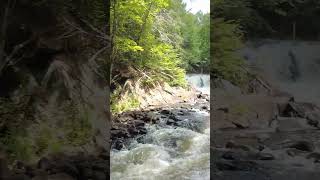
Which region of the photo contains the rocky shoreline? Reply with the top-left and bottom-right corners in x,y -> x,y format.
111,92 -> 210,150
211,80 -> 320,180
0,152 -> 108,180
0,90 -> 209,180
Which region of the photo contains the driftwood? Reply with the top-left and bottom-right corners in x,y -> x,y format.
241,65 -> 273,94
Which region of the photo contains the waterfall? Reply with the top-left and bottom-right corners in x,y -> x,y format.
241,40 -> 320,104
186,74 -> 210,95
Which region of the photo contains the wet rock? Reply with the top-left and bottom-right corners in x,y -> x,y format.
32,174 -> 48,180
222,152 -> 238,160
306,112 -> 320,127
215,160 -> 237,171
134,120 -> 145,127
256,153 -> 275,160
111,129 -> 128,139
257,145 -> 265,151
166,119 -> 176,125
286,148 -> 306,157
283,141 -> 315,152
47,173 -> 75,180
306,152 -> 320,163
128,127 -> 139,135
11,174 -> 31,180
160,109 -> 171,115
225,141 -> 251,151
177,111 -> 184,115
257,134 -> 271,143
112,139 -> 125,150
215,160 -> 257,171
201,105 -> 208,110
92,170 -> 106,180
276,117 -> 315,131
138,128 -> 147,135
51,161 -> 79,178
168,114 -> 181,121
217,107 -> 229,113
225,141 -> 237,149
232,121 -> 249,129
79,167 -> 93,179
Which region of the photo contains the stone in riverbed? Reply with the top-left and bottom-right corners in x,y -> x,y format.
111,129 -> 129,138
160,109 -> 171,115
215,160 -> 258,171
306,152 -> 320,163
306,112 -> 320,127
133,120 -> 145,127
282,140 -> 315,152
47,173 -> 75,180
92,170 -> 106,180
222,151 -> 238,160
128,127 -> 139,135
166,119 -> 176,125
138,128 -> 147,134
256,153 -> 275,160
201,105 -> 208,110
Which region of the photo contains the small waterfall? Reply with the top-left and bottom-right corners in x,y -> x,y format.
186,74 -> 210,95
241,40 -> 320,104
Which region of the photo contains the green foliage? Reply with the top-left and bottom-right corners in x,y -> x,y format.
111,0 -> 210,91
163,1 -> 210,72
213,0 -> 320,39
63,106 -> 93,146
0,132 -> 34,162
111,87 -> 140,113
0,97 -> 35,162
211,18 -> 249,85
34,125 -> 62,155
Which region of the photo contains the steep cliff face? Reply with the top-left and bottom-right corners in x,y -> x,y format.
0,0 -> 110,162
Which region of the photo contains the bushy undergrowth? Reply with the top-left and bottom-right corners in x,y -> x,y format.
0,98 -> 93,162
111,86 -> 140,114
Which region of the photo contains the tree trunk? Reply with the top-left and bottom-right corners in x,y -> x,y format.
137,2 -> 153,43
0,0 -> 11,76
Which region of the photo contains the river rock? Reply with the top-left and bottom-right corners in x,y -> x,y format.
306,112 -> 320,127
47,173 -> 75,180
134,120 -> 145,127
286,148 -> 307,157
128,127 -> 139,135
160,109 -> 171,115
282,140 -> 315,152
201,105 -> 208,110
276,117 -> 315,131
111,129 -> 128,139
215,160 -> 258,171
166,119 -> 176,125
306,152 -> 320,162
256,152 -> 275,160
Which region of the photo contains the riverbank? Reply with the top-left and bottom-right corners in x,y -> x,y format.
0,152 -> 109,180
211,40 -> 320,179
110,74 -> 210,179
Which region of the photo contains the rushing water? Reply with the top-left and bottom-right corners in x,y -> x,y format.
186,74 -> 210,95
241,40 -> 320,104
110,74 -> 210,180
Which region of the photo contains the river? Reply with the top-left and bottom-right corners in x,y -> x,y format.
110,74 -> 210,180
